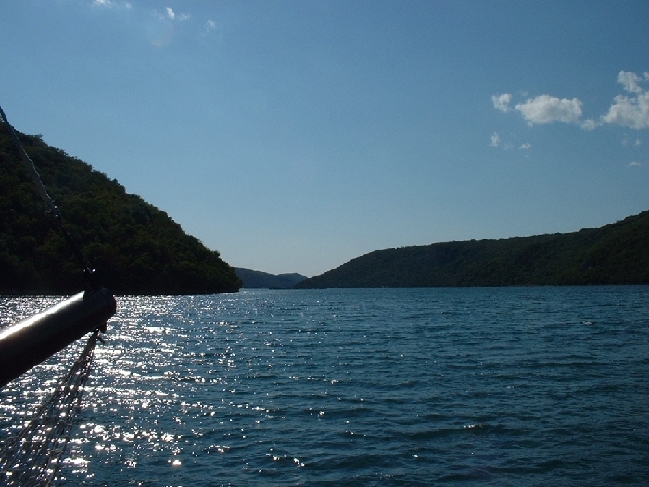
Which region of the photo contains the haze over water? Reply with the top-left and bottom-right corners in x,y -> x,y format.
1,286 -> 648,485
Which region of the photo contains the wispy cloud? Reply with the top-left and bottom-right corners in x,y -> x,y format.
492,93 -> 512,112
629,161 -> 642,166
490,132 -> 501,148
91,1 -> 198,46
93,0 -> 131,9
201,19 -> 221,37
160,7 -> 189,21
622,136 -> 643,147
520,143 -> 531,150
580,119 -> 599,131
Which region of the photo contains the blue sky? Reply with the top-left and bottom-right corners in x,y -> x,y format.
1,1 -> 648,277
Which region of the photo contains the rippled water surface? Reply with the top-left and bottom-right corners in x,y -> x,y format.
1,287 -> 648,486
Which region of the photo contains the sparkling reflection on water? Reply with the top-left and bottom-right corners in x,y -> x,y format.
1,287 -> 648,486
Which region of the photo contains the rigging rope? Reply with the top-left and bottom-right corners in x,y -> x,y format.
0,331 -> 100,486
0,106 -> 60,219
0,105 -> 113,485
0,105 -> 97,291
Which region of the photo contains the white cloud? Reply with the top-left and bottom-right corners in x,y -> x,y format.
514,95 -> 583,125
493,71 -> 649,132
617,71 -> 647,94
492,93 -> 512,112
166,7 -> 175,19
600,71 -> 649,129
636,138 -> 642,146
490,132 -> 501,147
629,161 -> 642,166
601,92 -> 649,130
520,143 -> 531,149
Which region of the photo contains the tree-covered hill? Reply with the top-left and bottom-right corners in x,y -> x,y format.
297,210 -> 649,288
235,268 -> 307,289
0,124 -> 241,294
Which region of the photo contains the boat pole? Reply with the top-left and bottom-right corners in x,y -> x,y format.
0,288 -> 116,388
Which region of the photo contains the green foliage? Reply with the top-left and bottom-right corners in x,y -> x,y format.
0,124 -> 241,295
297,212 -> 649,288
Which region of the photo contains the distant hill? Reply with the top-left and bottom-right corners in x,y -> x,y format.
297,211 -> 649,288
0,124 -> 241,294
235,268 -> 307,289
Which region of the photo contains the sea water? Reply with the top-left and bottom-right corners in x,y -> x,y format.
1,287 -> 648,486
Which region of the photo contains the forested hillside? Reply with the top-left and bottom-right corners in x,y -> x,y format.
0,124 -> 241,294
235,268 -> 306,288
297,211 -> 649,288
